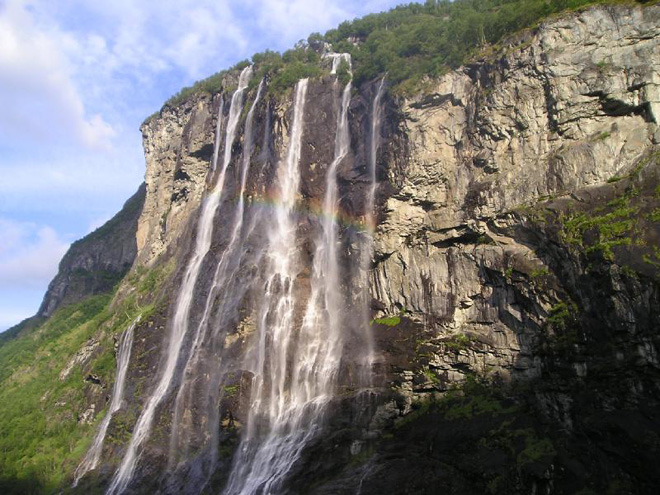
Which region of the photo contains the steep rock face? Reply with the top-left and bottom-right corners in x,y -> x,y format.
377,4 -> 659,304
336,5 -> 660,493
335,160 -> 660,494
371,3 -> 659,382
38,185 -> 146,318
137,98 -> 218,265
71,4 -> 660,495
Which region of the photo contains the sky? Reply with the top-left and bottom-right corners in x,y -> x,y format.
0,0 -> 403,331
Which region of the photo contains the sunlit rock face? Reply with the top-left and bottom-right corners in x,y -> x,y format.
67,4 -> 660,495
373,2 -> 660,383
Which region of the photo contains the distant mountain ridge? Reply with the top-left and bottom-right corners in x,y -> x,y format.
38,184 -> 146,318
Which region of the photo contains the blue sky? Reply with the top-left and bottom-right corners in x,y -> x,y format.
0,0 -> 404,331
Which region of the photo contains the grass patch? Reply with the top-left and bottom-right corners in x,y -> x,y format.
444,392 -> 507,419
481,423 -> 556,468
642,246 -> 660,270
127,259 -> 176,296
223,385 -> 239,397
559,185 -> 641,261
530,267 -> 551,281
394,374 -> 515,429
517,431 -> 556,466
648,208 -> 660,222
541,301 -> 580,353
440,376 -> 518,421
423,368 -> 440,384
443,333 -> 473,351
545,301 -> 578,331
371,315 -> 401,327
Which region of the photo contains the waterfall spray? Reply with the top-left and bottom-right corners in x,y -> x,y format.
325,52 -> 352,74
226,57 -> 355,493
224,78 -> 310,495
293,71 -> 353,409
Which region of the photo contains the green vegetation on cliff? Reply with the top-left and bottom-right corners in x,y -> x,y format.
325,0 -> 624,89
147,0 -> 651,121
526,150 -> 660,276
0,295 -> 113,493
0,259 -> 172,494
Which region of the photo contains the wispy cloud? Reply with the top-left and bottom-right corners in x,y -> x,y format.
0,218 -> 70,288
0,217 -> 71,330
1,0 -> 399,151
0,0 -> 116,149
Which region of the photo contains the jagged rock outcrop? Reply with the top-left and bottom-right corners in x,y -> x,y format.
38,185 -> 146,318
137,99 -> 218,265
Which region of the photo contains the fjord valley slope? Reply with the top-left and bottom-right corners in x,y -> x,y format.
1,2 -> 660,494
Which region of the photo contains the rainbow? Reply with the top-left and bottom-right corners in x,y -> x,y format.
205,187 -> 377,234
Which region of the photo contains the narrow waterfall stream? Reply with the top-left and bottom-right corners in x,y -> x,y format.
367,78 -> 385,242
72,316 -> 140,487
211,95 -> 225,172
359,78 -> 386,383
106,66 -> 253,495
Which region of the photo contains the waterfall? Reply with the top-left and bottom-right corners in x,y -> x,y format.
359,78 -> 386,382
211,94 -> 225,172
224,78 -> 310,495
325,52 -> 352,74
72,316 -> 140,487
367,78 -> 385,235
106,65 -> 253,495
293,76 -> 352,407
168,79 -> 265,467
226,56 -> 356,492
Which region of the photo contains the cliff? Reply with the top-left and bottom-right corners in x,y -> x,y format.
1,3 -> 659,495
38,184 -> 146,318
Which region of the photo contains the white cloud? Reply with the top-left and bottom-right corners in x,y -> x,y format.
0,218 -> 69,288
159,3 -> 248,78
33,0 -> 250,82
0,0 -> 116,149
0,0 -> 400,153
252,0 -> 350,40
